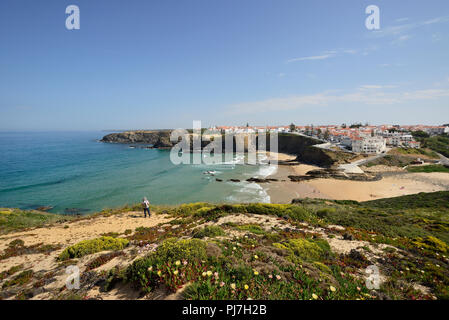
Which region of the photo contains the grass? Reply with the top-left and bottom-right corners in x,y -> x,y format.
415,135 -> 449,158
363,191 -> 449,212
392,147 -> 439,159
0,208 -> 73,234
406,164 -> 449,173
2,192 -> 449,300
364,155 -> 417,167
119,194 -> 449,299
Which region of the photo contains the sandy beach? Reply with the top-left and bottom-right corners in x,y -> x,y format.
265,153 -> 449,203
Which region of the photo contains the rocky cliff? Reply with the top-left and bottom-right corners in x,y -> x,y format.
100,131 -> 353,167
101,131 -> 173,148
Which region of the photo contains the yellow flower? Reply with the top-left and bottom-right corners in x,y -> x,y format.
173,270 -> 179,275
175,260 -> 181,266
312,294 -> 318,300
330,286 -> 336,292
207,271 -> 213,276
244,284 -> 249,290
254,255 -> 258,259
157,270 -> 162,276
253,271 -> 259,276
230,283 -> 236,289
202,272 -> 207,277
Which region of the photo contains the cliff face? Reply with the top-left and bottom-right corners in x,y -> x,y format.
101,131 -> 173,147
100,131 -> 347,167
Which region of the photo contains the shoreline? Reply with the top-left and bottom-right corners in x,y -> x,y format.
261,152 -> 329,203
264,153 -> 449,203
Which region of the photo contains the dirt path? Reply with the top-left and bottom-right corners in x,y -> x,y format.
0,212 -> 170,253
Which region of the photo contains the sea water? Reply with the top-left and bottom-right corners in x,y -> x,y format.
0,131 -> 274,214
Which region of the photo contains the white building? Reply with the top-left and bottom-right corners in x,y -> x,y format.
352,137 -> 387,154
386,134 -> 420,148
425,126 -> 449,136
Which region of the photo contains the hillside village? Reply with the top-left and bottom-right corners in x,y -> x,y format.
210,124 -> 449,155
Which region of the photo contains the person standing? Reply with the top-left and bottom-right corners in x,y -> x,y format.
142,197 -> 150,218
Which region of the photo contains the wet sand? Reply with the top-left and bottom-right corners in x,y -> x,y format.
264,162 -> 331,204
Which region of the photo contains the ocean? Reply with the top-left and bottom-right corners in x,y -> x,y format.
0,131 -> 275,214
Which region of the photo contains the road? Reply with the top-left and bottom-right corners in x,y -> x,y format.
338,150 -> 389,174
437,153 -> 449,166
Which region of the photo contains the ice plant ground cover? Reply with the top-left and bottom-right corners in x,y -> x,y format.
0,191 -> 448,300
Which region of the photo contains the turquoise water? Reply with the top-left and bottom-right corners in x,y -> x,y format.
0,131 -> 272,214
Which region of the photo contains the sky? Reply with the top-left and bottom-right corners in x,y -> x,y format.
0,0 -> 448,131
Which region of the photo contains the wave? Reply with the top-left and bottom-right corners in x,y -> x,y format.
225,181 -> 271,204
257,165 -> 278,178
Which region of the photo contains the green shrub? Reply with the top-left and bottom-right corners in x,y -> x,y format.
231,203 -> 315,222
58,236 -> 129,260
406,165 -> 449,173
273,238 -> 331,263
154,238 -> 207,262
126,238 -> 208,293
412,236 -> 448,253
174,203 -> 212,216
236,224 -> 266,235
193,226 -> 225,238
316,208 -> 336,218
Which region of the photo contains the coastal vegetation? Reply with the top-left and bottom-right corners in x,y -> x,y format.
390,147 -> 439,159
0,192 -> 448,300
406,165 -> 449,173
0,208 -> 73,234
413,134 -> 449,158
58,236 -> 129,261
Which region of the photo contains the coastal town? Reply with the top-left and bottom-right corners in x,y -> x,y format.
211,124 -> 449,154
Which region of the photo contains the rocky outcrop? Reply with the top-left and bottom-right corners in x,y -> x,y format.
101,131 -> 173,147
246,177 -> 278,183
288,168 -> 382,182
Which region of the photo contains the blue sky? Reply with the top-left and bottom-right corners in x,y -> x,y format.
0,0 -> 448,130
